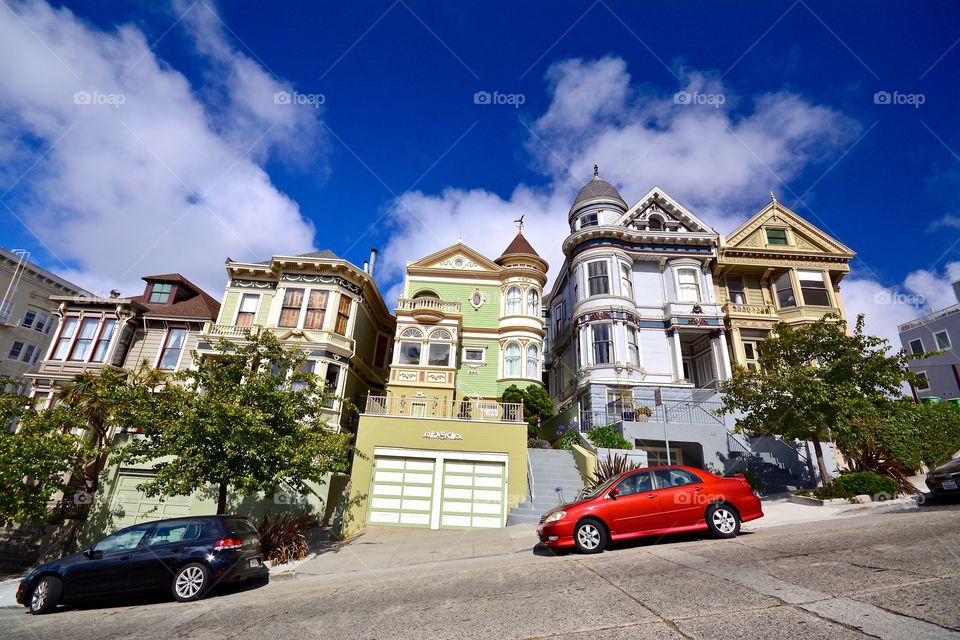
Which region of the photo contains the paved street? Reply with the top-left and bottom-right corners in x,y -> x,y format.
2,502 -> 959,640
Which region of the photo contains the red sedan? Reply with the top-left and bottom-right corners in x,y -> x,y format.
537,466 -> 763,553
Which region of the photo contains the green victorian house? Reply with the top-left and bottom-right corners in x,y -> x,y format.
346,232 -> 548,532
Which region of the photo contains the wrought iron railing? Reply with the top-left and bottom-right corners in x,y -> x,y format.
364,394 -> 523,423
580,393 -> 724,429
898,303 -> 959,332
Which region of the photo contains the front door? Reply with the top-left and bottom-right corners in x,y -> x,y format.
652,468 -> 706,528
604,471 -> 664,536
65,523 -> 153,600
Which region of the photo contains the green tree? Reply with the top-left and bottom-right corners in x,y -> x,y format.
719,315 -> 913,486
502,383 -> 554,435
119,330 -> 353,513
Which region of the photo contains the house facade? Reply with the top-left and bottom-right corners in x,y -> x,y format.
0,247 -> 89,396
716,196 -> 855,371
546,169 -> 733,469
898,279 -> 960,402
347,234 -> 548,532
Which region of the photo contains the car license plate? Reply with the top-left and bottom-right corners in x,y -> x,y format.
249,558 -> 260,568
943,480 -> 958,490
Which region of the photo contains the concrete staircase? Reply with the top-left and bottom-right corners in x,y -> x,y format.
507,449 -> 586,525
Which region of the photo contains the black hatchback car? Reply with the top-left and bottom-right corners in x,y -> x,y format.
16,515 -> 268,614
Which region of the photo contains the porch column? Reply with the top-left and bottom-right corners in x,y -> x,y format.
670,330 -> 684,382
729,326 -> 744,368
716,330 -> 733,381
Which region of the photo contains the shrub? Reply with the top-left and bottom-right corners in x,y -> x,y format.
833,471 -> 899,499
586,424 -> 632,450
554,423 -> 580,450
527,437 -> 551,449
811,483 -> 856,500
257,512 -> 317,565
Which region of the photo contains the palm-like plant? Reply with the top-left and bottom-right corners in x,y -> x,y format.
587,452 -> 642,491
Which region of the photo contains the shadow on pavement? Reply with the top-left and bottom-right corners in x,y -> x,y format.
916,492 -> 960,508
532,529 -> 754,557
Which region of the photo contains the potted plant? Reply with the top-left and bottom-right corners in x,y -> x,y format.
635,406 -> 653,422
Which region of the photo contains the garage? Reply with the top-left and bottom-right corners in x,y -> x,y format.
111,471 -> 192,529
368,449 -> 509,530
367,457 -> 436,527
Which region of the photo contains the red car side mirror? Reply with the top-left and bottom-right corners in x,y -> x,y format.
608,487 -> 620,499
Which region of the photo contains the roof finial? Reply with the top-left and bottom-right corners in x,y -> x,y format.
593,163 -> 599,179
513,213 -> 525,230
770,191 -> 777,205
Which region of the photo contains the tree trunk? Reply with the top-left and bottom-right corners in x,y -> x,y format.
811,437 -> 831,486
217,482 -> 228,514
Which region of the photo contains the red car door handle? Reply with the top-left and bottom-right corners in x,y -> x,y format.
648,494 -> 657,499
693,487 -> 703,492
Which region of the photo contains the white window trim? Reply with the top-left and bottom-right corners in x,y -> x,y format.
462,346 -> 486,366
915,370 -> 930,391
591,322 -> 613,366
504,286 -> 523,316
619,262 -> 634,299
233,292 -> 262,326
672,265 -> 702,303
155,327 -> 189,371
934,330 -> 952,350
908,337 -> 924,355
525,344 -> 540,379
55,314 -> 116,364
625,324 -> 642,368
586,259 -> 611,298
503,341 -> 522,378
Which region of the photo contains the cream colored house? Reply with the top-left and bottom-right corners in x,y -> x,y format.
0,247 -> 89,394
715,197 -> 855,370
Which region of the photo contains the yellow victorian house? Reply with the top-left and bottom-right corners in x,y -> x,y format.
715,195 -> 855,370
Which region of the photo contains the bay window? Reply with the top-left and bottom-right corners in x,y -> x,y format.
52,318 -> 78,360
68,318 -> 100,361
797,270 -> 830,307
592,323 -> 612,364
587,261 -> 609,296
527,289 -> 539,316
626,326 -> 640,367
526,345 -> 539,378
676,268 -> 701,302
158,328 -> 187,370
398,328 -> 423,365
504,343 -> 521,377
278,288 -> 304,328
506,286 -> 522,315
774,272 -> 797,308
620,263 -> 633,299
235,294 -> 259,327
91,319 -> 116,363
334,296 -> 351,335
305,290 -> 329,330
427,329 -> 453,367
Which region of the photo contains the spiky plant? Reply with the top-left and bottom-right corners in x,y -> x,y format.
257,512 -> 318,565
588,452 -> 643,491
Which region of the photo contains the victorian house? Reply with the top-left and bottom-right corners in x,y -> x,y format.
546,168 -> 733,469
347,233 -> 548,532
716,195 -> 854,371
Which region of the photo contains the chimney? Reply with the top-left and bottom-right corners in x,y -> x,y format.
109,289 -> 121,299
953,279 -> 960,305
368,248 -> 378,277
363,260 -> 369,273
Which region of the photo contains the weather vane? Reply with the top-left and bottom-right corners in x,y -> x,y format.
514,213 -> 525,230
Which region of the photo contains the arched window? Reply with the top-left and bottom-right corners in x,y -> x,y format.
504,343 -> 521,377
648,216 -> 663,231
526,345 -> 539,378
427,329 -> 453,367
412,289 -> 439,300
527,289 -> 539,316
398,328 -> 423,365
506,286 -> 522,315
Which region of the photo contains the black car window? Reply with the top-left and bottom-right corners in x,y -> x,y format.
616,472 -> 653,496
148,521 -> 202,546
652,468 -> 702,489
94,523 -> 152,553
224,518 -> 258,536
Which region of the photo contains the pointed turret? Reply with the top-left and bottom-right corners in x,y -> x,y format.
496,229 -> 548,273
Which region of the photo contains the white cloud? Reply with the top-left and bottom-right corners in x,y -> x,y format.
930,214 -> 960,231
0,0 -> 323,297
379,56 -> 860,299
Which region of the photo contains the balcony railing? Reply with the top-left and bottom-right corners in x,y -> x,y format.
397,297 -> 462,313
204,323 -> 260,339
364,394 -> 523,423
899,303 -> 959,332
202,324 -> 355,353
580,395 -> 724,430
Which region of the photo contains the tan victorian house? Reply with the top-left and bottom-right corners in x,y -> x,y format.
715,196 -> 855,370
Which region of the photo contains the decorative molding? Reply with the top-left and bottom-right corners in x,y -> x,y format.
470,288 -> 485,310
422,431 -> 463,440
230,279 -> 276,290
281,273 -> 362,294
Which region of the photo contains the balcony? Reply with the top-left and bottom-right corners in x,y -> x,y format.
722,302 -> 776,317
397,297 -> 461,323
899,303 -> 959,332
364,395 -> 523,423
202,323 -> 355,354
204,323 -> 261,339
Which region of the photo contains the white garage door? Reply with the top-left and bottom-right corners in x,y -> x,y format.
368,457 -> 436,528
112,472 -> 192,530
439,460 -> 506,529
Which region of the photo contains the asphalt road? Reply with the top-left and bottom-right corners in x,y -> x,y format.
3,502 -> 959,640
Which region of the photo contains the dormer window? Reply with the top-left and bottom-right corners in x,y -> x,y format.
766,228 -> 788,245
579,213 -> 598,229
149,282 -> 173,303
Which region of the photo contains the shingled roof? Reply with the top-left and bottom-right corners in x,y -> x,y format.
134,274 -> 220,320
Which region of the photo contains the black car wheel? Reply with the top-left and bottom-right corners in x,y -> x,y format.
573,519 -> 608,554
29,576 -> 62,615
706,503 -> 741,538
172,563 -> 211,602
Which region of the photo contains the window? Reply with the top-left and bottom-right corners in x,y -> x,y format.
91,319 -> 116,363
21,345 -> 35,363
149,282 -> 173,303
278,288 -> 304,328
504,343 -> 521,377
615,472 -> 654,496
592,323 -> 612,364
526,345 -> 539,378
527,289 -> 540,316
766,228 -> 788,245
94,523 -> 152,554
305,290 -> 329,330
506,286 -> 522,315
726,277 -> 745,304
236,294 -> 259,327
464,347 -> 484,363
374,334 -> 389,368
915,372 -> 930,391
935,330 -> 952,350
553,302 -> 565,336
148,521 -> 202,546
652,468 -> 702,488
34,313 -> 49,334
676,268 -> 700,302
620,263 -> 633,299
398,328 -> 423,365
743,341 -> 760,371
291,360 -> 316,392
322,364 -> 341,408
774,272 -> 796,308
909,338 -> 924,355
68,318 -> 100,361
158,328 -> 187,370
21,309 -> 36,328
427,329 -> 452,367
798,270 -> 830,307
31,348 -> 39,364
587,261 -> 609,296
52,317 -> 78,360
626,326 -> 640,367
334,296 -> 351,335
647,217 -> 663,231
579,212 -> 598,228
8,341 -> 23,360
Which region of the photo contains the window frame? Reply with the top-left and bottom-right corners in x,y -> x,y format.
527,289 -> 540,317
526,344 -> 539,379
505,286 -> 522,315
587,260 -> 610,297
397,328 -> 424,365
277,287 -> 305,328
157,327 -> 188,371
68,317 -> 101,362
579,212 -> 599,229
591,322 -> 613,365
8,341 -> 24,360
148,282 -> 173,304
773,272 -> 797,309
553,301 -> 565,337
915,371 -> 930,391
463,346 -> 485,364
934,330 -> 951,350
765,228 -> 789,246
51,317 -> 79,361
90,319 -> 117,364
304,290 -> 330,331
334,295 -> 352,335
675,267 -> 701,303
797,270 -> 831,307
234,293 -> 261,327
21,309 -> 36,329
726,276 -> 746,304
626,325 -> 640,367
504,342 -> 521,378
620,263 -> 633,299
322,363 -> 342,409
908,338 -> 924,355
426,329 -> 453,367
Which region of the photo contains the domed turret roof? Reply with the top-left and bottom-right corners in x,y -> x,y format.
571,165 -> 627,213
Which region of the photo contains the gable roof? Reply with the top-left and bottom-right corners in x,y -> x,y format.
725,199 -> 855,257
617,186 -> 718,234
256,249 -> 339,265
407,242 -> 502,272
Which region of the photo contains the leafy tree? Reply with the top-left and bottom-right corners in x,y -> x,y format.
502,383 -> 554,436
719,315 -> 913,486
119,330 -> 353,513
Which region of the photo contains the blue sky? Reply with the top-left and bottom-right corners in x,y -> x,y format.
1,0 -> 958,347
